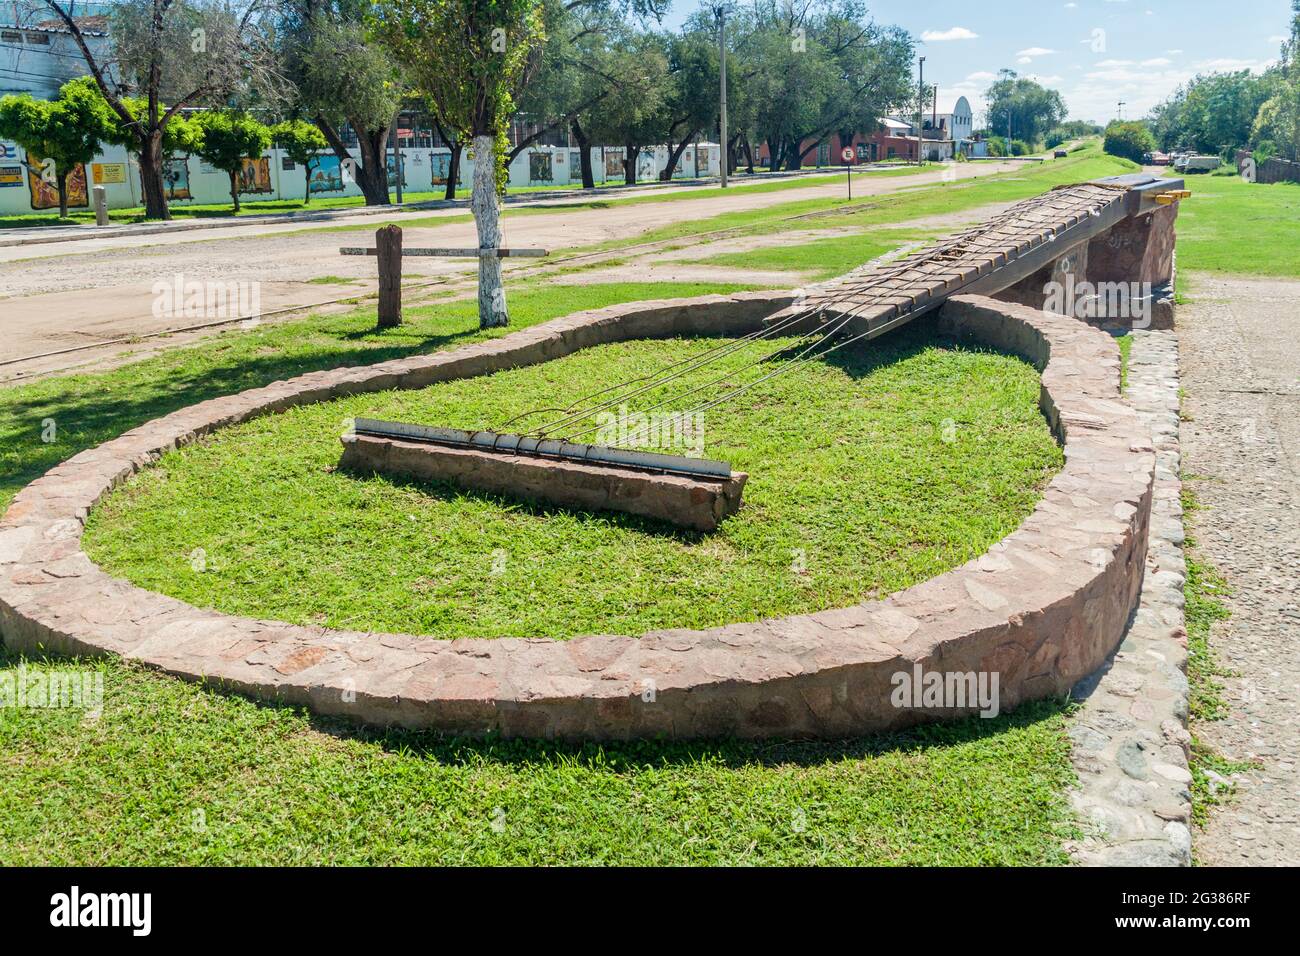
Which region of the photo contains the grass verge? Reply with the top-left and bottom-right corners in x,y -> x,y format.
0,646 -> 1079,865
1181,486 -> 1257,832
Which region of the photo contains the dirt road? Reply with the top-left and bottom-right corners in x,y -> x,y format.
0,160 -> 1019,379
1179,275 -> 1300,865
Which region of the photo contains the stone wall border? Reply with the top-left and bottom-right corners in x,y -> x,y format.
0,291 -> 1155,739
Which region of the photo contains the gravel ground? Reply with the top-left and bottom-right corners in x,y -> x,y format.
1178,274 -> 1300,866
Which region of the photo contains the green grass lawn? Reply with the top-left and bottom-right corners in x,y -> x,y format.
0,647 -> 1078,865
1171,173 -> 1300,277
84,324 -> 1062,638
696,228 -> 934,281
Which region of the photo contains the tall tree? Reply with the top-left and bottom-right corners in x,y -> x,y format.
281,3 -> 404,206
45,0 -> 283,220
709,1 -> 913,172
1251,1 -> 1300,160
192,111 -> 273,212
985,70 -> 1066,147
376,0 -> 546,328
0,76 -> 111,218
657,26 -> 719,180
582,29 -> 671,184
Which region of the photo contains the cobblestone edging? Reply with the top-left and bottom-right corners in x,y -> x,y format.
0,292 -> 1155,740
1068,329 -> 1192,866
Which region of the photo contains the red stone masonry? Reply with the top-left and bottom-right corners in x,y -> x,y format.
0,291 -> 1154,739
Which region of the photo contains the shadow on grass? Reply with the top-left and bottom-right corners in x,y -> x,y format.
322,696 -> 1076,771
0,644 -> 1073,770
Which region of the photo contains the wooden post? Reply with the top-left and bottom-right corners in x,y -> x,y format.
376,224 -> 402,328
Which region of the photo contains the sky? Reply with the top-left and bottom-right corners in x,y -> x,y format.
660,0 -> 1294,122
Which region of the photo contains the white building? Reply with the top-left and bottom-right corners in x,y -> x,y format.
928,95 -> 974,145
0,2 -> 112,99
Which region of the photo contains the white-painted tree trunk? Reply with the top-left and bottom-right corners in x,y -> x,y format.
471,134 -> 507,328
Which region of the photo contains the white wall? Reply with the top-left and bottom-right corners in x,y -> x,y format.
0,140 -> 724,216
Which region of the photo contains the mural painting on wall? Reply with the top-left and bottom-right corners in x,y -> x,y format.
239,157 -> 273,194
310,153 -> 404,193
429,151 -> 452,185
385,154 -> 406,188
636,151 -> 656,181
25,151 -> 89,210
529,151 -> 553,184
162,157 -> 191,201
603,151 -> 624,179
309,154 -> 345,193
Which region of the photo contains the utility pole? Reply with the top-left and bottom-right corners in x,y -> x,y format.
716,4 -> 729,187
916,56 -> 926,165
1118,101 -> 1126,121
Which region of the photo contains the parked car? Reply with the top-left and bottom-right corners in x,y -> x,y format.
1182,155 -> 1222,173
1054,150 -> 1068,159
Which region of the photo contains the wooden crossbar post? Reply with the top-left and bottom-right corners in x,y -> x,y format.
376,224 -> 403,328
338,227 -> 547,330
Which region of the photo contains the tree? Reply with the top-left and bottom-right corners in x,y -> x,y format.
583,30 -> 671,185
1150,70 -> 1277,154
0,77 -> 111,218
658,26 -> 721,180
714,1 -> 914,172
376,0 -> 546,328
45,0 -> 284,220
272,119 -> 330,202
1251,1 -> 1300,160
1103,121 -> 1155,164
281,3 -> 404,206
985,70 -> 1066,147
192,111 -> 273,212
507,0 -> 670,186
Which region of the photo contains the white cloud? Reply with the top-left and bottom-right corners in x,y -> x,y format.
1197,57 -> 1275,72
1268,35 -> 1289,44
1140,57 -> 1172,67
921,27 -> 979,42
1018,57 -> 1033,65
966,71 -> 997,82
1017,47 -> 1058,58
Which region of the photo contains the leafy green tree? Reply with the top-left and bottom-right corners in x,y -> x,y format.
192,111 -> 274,212
376,0 -> 546,328
1252,1 -> 1300,160
0,76 -> 111,218
985,70 -> 1066,147
281,3 -> 404,206
1150,70 -> 1276,154
44,0 -> 284,220
1103,121 -> 1156,164
583,29 -> 672,184
712,1 -> 914,172
272,119 -> 330,203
